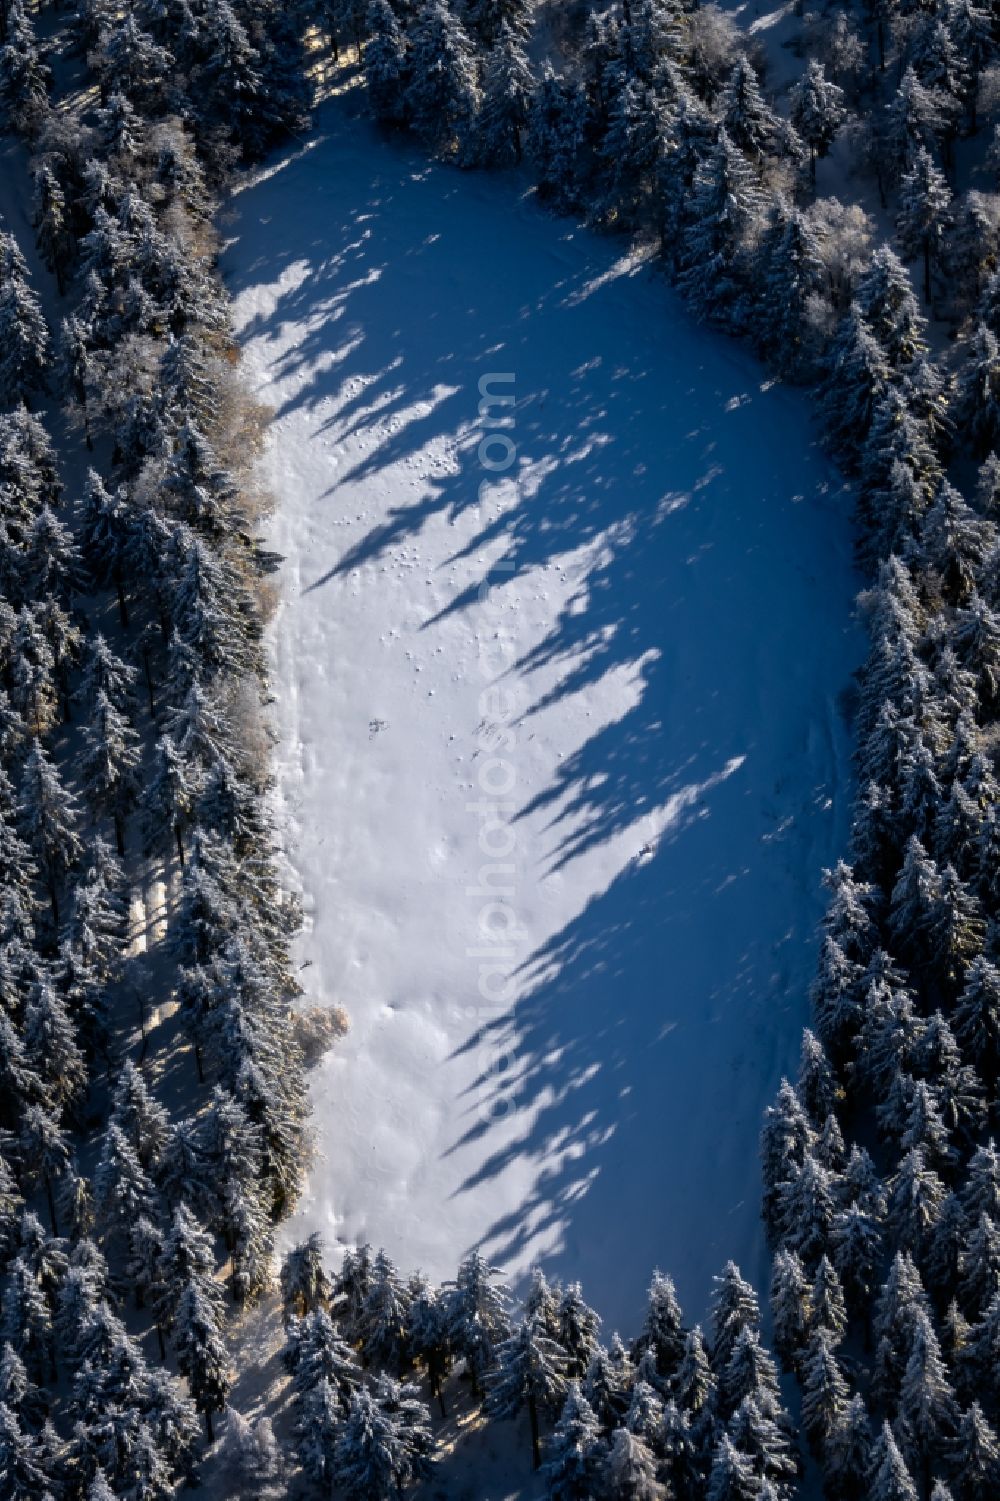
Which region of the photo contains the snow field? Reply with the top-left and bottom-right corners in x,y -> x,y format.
223,94 -> 862,1336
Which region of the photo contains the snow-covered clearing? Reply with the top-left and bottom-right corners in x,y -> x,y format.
223,93 -> 862,1337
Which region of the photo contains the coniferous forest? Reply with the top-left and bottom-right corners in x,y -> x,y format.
0,0 -> 999,1496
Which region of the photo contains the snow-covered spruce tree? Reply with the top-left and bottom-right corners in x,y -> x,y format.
404,1274 -> 452,1417
80,690 -> 141,855
405,0 -> 480,159
144,734 -> 196,866
22,977 -> 86,1119
896,146 -> 951,305
555,1281 -> 601,1381
790,60 -> 845,185
881,66 -> 951,184
868,1420 -> 919,1501
676,128 -> 766,330
32,162 -> 72,295
286,1306 -> 360,1419
18,739 -> 81,924
0,1401 -> 60,1497
333,1381 -> 435,1499
172,1275 -> 232,1439
855,244 -> 927,372
487,1315 -> 568,1469
281,1232 -> 333,1322
360,1248 -> 412,1372
365,0 -> 410,126
526,66 -> 589,213
954,325 -> 1000,461
0,232 -> 49,407
752,200 -> 829,382
219,1408 -> 284,1499
475,20 -> 533,168
0,0 -> 50,137
602,1423 -> 664,1500
544,1380 -> 606,1499
720,52 -> 798,169
444,1248 -> 512,1398
594,71 -> 663,229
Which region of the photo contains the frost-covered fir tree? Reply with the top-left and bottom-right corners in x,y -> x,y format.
753,202 -> 829,382
677,129 -> 766,329
777,1151 -> 837,1264
359,1249 -> 412,1372
333,1382 -> 434,1500
896,1307 -> 958,1487
364,0 -> 409,125
109,1060 -> 169,1174
882,67 -> 950,183
706,1432 -> 759,1501
173,1276 -> 231,1440
955,325 -> 1000,461
954,957 -> 1000,1085
830,1199 -> 882,1319
18,741 -> 81,923
405,0 -> 479,158
790,60 -> 845,184
809,1255 -> 847,1348
896,147 -> 951,304
144,735 -> 195,866
0,1 -> 50,136
220,1409 -> 283,1500
602,1424 -> 665,1499
869,1419 -> 919,1501
950,1401 -> 1000,1501
710,1262 -> 760,1375
488,1316 -> 568,1469
406,1274 -> 452,1416
444,1249 -> 512,1397
526,66 -> 588,213
475,20 -> 532,167
544,1381 -> 606,1500
595,73 -> 662,228
770,1247 -> 809,1373
372,1374 -> 435,1490
287,1307 -> 359,1407
0,237 -> 49,407
801,1328 -> 850,1455
720,52 -> 794,166
760,1079 -> 814,1231
582,1336 -> 633,1431
32,164 -> 72,295
825,1392 -> 872,1500
23,978 -> 86,1118
80,690 -> 141,856
0,1401 -> 59,1497
856,246 -> 927,371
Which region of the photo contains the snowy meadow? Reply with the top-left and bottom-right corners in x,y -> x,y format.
225,93 -> 862,1334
